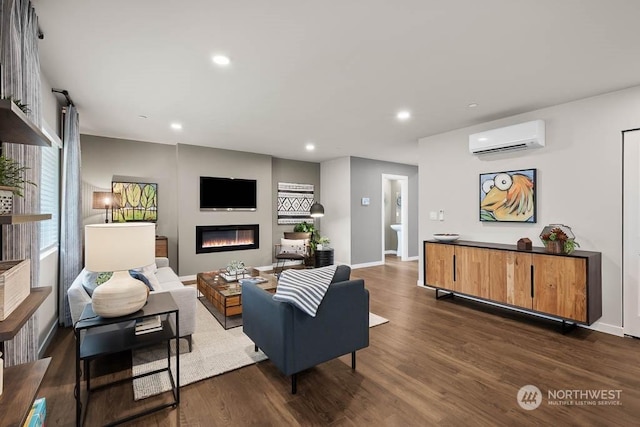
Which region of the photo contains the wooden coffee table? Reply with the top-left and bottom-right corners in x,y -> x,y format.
196,268 -> 277,329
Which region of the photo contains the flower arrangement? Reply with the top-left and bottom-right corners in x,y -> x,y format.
539,224 -> 579,254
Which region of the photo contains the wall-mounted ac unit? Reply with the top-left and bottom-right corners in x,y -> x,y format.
469,120 -> 545,155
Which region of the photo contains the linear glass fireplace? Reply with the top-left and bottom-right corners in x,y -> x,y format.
196,224 -> 260,254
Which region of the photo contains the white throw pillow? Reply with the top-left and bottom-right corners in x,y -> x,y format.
280,238 -> 306,255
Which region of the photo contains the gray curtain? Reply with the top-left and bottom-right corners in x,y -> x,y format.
59,104 -> 82,326
0,0 -> 42,366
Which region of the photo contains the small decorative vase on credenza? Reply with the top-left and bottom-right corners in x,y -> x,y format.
91,270 -> 148,317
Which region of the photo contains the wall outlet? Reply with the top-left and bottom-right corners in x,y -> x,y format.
361,197 -> 370,206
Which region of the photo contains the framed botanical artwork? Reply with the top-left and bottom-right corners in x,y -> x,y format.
112,181 -> 158,222
479,168 -> 536,223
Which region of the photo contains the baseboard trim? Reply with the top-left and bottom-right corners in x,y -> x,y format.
350,261 -> 385,269
404,256 -> 419,261
179,274 -> 196,282
38,322 -> 58,359
593,323 -> 624,337
384,250 -> 397,255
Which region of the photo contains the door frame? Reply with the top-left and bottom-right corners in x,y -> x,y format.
381,174 -> 409,262
623,127 -> 640,337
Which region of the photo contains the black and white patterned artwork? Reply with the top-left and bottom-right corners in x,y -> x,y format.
277,182 -> 314,224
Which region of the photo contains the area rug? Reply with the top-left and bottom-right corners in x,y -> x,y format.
132,301 -> 389,400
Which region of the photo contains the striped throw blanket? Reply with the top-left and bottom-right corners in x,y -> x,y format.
273,265 -> 338,317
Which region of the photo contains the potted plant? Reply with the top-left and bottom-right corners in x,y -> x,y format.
539,224 -> 580,254
314,236 -> 330,251
0,155 -> 36,214
286,221 -> 315,241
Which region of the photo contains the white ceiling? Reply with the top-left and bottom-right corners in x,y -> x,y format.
33,0 -> 640,165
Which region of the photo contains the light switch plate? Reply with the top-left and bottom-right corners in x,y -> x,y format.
438,209 -> 445,221
361,197 -> 370,206
429,211 -> 438,220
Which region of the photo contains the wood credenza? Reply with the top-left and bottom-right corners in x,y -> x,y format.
155,235 -> 168,258
423,240 -> 602,325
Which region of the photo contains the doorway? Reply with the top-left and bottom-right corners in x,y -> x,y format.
623,129 -> 640,337
381,174 -> 408,262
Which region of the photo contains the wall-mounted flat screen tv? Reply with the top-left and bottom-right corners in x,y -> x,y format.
200,176 -> 257,210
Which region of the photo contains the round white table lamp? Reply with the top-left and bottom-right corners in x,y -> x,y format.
85,222 -> 155,317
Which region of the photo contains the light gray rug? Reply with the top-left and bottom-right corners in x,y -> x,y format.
132,301 -> 389,400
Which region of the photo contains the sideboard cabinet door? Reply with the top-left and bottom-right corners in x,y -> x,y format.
532,254 -> 587,322
425,243 -> 454,289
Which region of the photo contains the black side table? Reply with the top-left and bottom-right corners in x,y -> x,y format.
315,248 -> 334,267
74,292 -> 180,426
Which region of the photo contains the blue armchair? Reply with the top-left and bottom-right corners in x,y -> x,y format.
242,265 -> 369,393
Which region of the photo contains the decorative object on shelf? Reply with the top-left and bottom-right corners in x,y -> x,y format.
1,96 -> 30,114
517,238 -> 532,251
539,224 -> 580,254
479,168 -> 536,223
433,233 -> 460,242
0,186 -> 13,214
277,182 -> 314,224
0,259 -> 31,320
111,181 -> 157,222
0,155 -> 36,200
92,191 -> 120,223
85,223 -> 155,317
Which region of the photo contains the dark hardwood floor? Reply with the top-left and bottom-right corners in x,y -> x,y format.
40,256 -> 640,426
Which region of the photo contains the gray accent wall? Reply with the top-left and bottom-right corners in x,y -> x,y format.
176,144 -> 273,275
271,158 -> 321,245
350,157 -> 419,265
80,135 -> 179,270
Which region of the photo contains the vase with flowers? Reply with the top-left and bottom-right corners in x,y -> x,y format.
539,224 -> 580,254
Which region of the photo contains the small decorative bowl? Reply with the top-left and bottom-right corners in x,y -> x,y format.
433,233 -> 460,242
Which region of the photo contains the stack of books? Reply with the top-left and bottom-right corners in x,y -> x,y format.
135,315 -> 162,335
23,397 -> 46,427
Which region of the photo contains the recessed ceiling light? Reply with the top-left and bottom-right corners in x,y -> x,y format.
478,137 -> 488,142
212,55 -> 231,66
396,110 -> 411,121
305,143 -> 315,151
468,103 -> 479,108
170,123 -> 182,130
138,115 -> 148,119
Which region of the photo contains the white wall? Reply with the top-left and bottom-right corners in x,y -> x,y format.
321,157 -> 351,265
418,84 -> 640,336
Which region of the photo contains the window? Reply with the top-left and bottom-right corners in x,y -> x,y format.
40,144 -> 60,251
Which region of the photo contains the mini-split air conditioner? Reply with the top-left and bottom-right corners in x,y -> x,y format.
469,120 -> 545,155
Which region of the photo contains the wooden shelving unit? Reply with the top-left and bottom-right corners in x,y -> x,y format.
0,213 -> 52,225
0,99 -> 51,147
0,287 -> 52,341
0,357 -> 51,427
0,84 -> 54,426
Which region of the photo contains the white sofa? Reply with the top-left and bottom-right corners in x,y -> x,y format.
67,257 -> 196,351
